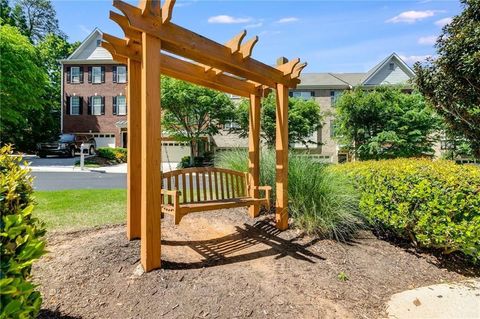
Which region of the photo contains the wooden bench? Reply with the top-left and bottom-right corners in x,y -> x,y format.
161,167 -> 271,224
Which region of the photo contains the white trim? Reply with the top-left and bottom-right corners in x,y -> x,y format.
65,28 -> 102,61
362,53 -> 415,85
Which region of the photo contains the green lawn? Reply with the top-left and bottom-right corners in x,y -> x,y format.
34,189 -> 126,231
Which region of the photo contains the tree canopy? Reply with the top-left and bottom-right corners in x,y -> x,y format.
234,93 -> 323,148
334,86 -> 441,160
414,0 -> 480,157
161,77 -> 235,163
0,25 -> 48,149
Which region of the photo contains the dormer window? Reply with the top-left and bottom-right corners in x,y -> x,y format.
389,62 -> 395,70
97,39 -> 102,47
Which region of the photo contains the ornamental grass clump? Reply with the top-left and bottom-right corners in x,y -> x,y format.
0,145 -> 46,318
336,159 -> 480,262
215,149 -> 362,241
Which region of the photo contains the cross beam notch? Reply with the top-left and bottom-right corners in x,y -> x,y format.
112,0 -> 304,88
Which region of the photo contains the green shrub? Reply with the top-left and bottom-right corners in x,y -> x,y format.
216,149 -> 362,240
97,147 -> 127,163
0,145 -> 46,318
336,159 -> 480,261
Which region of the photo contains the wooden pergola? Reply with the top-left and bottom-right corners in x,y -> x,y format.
102,0 -> 306,271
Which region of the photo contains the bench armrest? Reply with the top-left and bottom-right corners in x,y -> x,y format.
161,189 -> 179,196
255,186 -> 272,191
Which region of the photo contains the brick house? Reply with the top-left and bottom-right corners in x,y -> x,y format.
60,28 -> 128,148
214,53 -> 417,163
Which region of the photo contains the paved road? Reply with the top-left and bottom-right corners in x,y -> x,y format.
32,172 -> 126,191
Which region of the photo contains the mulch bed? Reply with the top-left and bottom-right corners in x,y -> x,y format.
33,209 -> 477,319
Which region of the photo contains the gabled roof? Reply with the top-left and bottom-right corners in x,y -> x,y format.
297,53 -> 414,89
60,28 -> 115,64
361,52 -> 415,85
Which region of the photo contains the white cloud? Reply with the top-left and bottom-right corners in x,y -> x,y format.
245,22 -> 263,29
208,15 -> 252,24
276,17 -> 299,24
399,54 -> 434,64
386,10 -> 436,23
418,35 -> 437,45
435,17 -> 452,27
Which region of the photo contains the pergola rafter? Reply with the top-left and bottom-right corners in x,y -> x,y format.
104,0 -> 306,272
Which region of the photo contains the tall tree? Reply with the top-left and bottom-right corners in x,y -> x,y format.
234,92 -> 323,148
0,25 -> 47,150
0,0 -> 14,25
12,0 -> 62,42
161,77 -> 235,165
414,0 -> 480,157
335,86 -> 441,160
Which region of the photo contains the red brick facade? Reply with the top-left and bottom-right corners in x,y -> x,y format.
63,64 -> 127,147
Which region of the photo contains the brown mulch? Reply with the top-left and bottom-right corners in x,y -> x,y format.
33,209 -> 477,319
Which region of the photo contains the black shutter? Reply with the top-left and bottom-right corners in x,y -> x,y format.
112,96 -> 117,115
113,66 -> 117,83
66,67 -> 71,83
311,91 -> 315,97
79,67 -> 84,83
125,98 -> 128,115
88,67 -> 92,83
101,96 -> 105,115
79,97 -> 83,114
66,96 -> 70,115
101,67 -> 105,83
87,97 -> 92,115
125,65 -> 128,83
288,92 -> 293,97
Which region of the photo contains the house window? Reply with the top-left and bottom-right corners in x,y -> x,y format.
71,67 -> 80,83
292,91 -> 314,100
389,62 -> 395,70
116,66 -> 127,83
330,119 -> 336,138
92,66 -> 102,84
96,39 -> 101,47
330,90 -> 341,106
224,120 -> 239,129
117,95 -> 127,115
70,96 -> 80,115
92,96 -> 103,115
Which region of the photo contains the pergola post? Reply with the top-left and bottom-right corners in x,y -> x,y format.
248,93 -> 261,218
140,31 -> 162,271
275,83 -> 289,230
126,58 -> 142,240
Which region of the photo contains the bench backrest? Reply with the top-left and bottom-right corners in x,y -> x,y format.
162,167 -> 248,204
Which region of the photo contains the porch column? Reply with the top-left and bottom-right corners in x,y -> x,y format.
140,32 -> 162,271
248,93 -> 261,217
126,58 -> 142,240
275,83 -> 289,230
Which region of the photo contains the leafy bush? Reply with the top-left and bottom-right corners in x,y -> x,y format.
216,149 -> 362,240
0,145 -> 46,318
97,147 -> 127,163
336,159 -> 480,261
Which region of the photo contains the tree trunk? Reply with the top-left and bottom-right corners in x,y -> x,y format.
189,141 -> 195,167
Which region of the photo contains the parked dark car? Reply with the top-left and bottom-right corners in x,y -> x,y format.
37,134 -> 96,158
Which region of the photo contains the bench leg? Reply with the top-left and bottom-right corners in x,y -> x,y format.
174,210 -> 183,225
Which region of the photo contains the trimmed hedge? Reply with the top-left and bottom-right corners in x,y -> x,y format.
336,159 -> 480,261
97,147 -> 127,163
0,145 -> 46,318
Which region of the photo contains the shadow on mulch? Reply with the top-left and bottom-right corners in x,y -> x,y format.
372,228 -> 480,277
162,220 -> 325,269
38,309 -> 82,319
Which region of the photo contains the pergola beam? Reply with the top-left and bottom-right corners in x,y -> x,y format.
101,35 -> 263,97
112,0 -> 301,88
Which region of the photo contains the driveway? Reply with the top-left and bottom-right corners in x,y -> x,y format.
26,155 -> 78,168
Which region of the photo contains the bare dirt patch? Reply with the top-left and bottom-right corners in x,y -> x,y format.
33,209 -> 476,319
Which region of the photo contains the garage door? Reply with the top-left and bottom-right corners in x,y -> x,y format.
93,133 -> 116,148
161,142 -> 190,162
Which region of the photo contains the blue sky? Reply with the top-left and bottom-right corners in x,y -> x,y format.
53,0 -> 461,72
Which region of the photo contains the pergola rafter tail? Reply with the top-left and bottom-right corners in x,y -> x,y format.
111,0 -> 304,88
